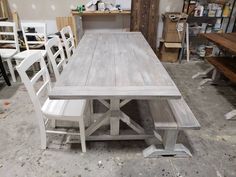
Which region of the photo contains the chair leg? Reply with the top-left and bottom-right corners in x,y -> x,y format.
6,59 -> 16,82
38,116 -> 47,150
79,118 -> 86,153
40,130 -> 47,150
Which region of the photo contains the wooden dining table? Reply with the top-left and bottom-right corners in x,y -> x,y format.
49,32 -> 182,154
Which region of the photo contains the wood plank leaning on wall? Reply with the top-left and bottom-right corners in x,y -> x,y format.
130,0 -> 159,53
0,0 -> 12,19
56,16 -> 78,46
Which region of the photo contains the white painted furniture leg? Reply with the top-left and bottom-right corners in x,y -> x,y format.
79,117 -> 86,152
186,23 -> 190,62
6,59 -> 16,82
192,66 -> 214,79
110,99 -> 121,136
143,130 -> 192,158
199,68 -> 221,87
199,78 -> 213,87
225,110 -> 236,120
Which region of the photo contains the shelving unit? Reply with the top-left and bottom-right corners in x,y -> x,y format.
181,0 -> 236,59
184,0 -> 235,33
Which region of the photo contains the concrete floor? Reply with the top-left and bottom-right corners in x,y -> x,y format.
0,61 -> 236,177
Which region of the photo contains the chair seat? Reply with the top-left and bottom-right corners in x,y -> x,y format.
0,49 -> 18,59
14,50 -> 47,60
41,99 -> 87,121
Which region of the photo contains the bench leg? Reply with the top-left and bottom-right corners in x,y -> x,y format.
225,110 -> 236,120
143,130 -> 192,158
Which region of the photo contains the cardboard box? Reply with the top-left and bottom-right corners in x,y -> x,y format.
162,12 -> 185,43
159,42 -> 181,63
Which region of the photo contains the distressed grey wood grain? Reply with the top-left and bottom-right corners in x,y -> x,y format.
49,32 -> 181,99
149,100 -> 178,129
149,98 -> 201,130
86,34 -> 115,86
168,98 -> 201,130
49,86 -> 181,100
114,33 -> 144,86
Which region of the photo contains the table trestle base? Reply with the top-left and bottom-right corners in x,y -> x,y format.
143,144 -> 192,158
67,134 -> 153,143
85,99 -> 145,137
143,130 -> 192,158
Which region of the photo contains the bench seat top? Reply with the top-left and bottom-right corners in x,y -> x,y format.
149,98 -> 201,130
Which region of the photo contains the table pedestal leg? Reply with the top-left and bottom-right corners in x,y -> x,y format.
110,99 -> 121,135
198,68 -> 221,88
85,99 -> 145,137
143,130 -> 192,158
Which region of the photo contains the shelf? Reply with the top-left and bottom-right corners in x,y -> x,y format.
71,10 -> 131,16
187,16 -> 230,23
188,16 -> 230,19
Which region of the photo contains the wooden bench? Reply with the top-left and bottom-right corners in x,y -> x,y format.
143,98 -> 200,158
207,57 -> 236,84
206,57 -> 236,120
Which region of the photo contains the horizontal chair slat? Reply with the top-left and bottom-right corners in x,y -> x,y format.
0,40 -> 15,44
0,32 -> 15,35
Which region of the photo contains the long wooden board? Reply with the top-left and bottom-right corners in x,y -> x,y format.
201,33 -> 236,55
71,10 -> 131,16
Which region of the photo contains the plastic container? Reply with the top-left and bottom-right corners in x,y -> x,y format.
223,3 -> 230,17
216,7 -> 222,17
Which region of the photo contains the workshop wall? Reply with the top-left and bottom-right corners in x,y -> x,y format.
8,0 -> 183,45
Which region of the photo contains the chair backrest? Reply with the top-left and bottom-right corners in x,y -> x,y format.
16,52 -> 51,124
0,22 -> 19,52
46,36 -> 66,81
21,22 -> 47,50
60,26 -> 75,59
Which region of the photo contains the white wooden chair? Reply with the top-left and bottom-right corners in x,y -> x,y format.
46,36 -> 93,126
14,23 -> 47,60
60,26 -> 75,61
16,52 -> 87,152
0,22 -> 20,82
45,36 -> 66,80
